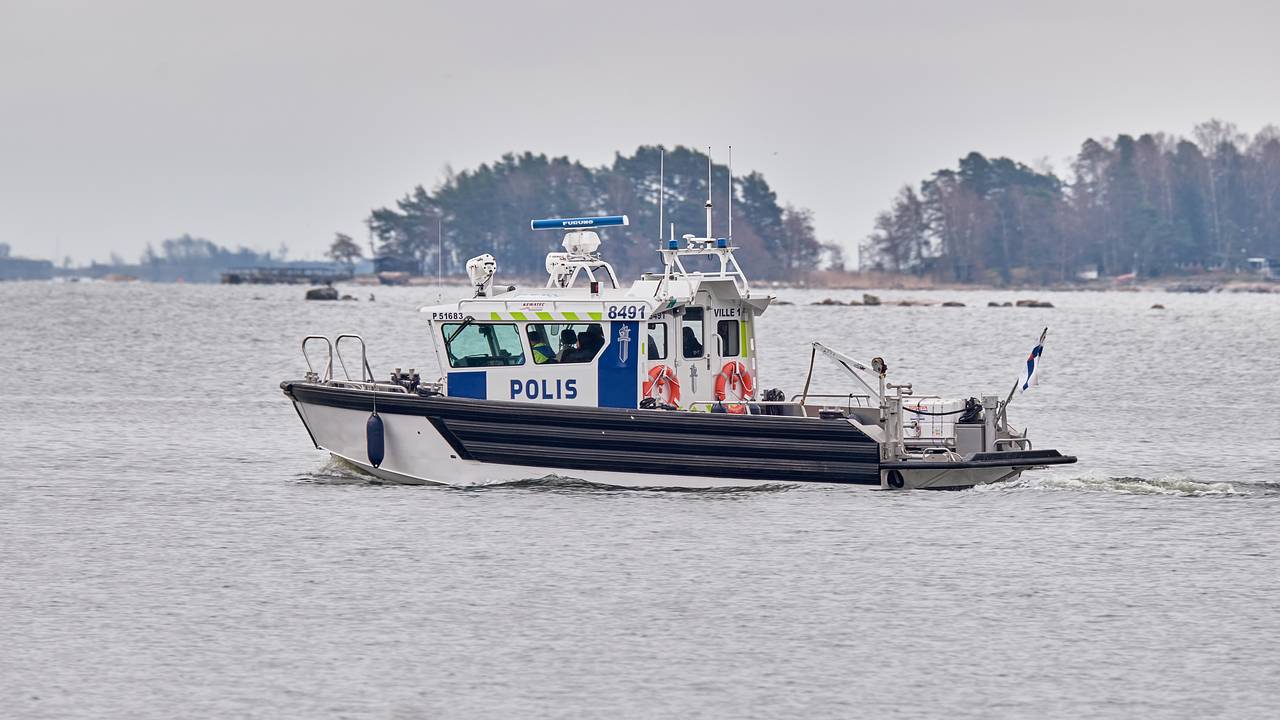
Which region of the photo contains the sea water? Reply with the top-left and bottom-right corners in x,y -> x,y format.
2,282 -> 1278,718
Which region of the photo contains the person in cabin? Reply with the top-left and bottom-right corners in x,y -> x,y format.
563,324 -> 605,363
582,324 -> 605,354
682,326 -> 703,358
527,327 -> 555,364
556,328 -> 578,362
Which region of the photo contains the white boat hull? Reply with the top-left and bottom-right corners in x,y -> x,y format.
296,400 -> 783,489
290,389 -> 1059,490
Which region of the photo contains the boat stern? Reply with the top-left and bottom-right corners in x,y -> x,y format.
880,449 -> 1077,490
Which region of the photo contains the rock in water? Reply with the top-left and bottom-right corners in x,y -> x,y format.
862,293 -> 881,306
306,286 -> 339,301
942,301 -> 965,307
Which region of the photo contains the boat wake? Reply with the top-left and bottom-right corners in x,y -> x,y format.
971,473 -> 1280,497
296,459 -> 1277,497
294,459 -> 386,485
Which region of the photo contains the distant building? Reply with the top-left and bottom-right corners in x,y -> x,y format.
373,255 -> 421,275
0,255 -> 54,281
1245,257 -> 1274,278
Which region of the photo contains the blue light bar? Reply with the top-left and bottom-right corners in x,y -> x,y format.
530,214 -> 629,231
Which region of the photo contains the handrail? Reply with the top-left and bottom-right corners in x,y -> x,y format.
654,246 -> 752,297
684,400 -> 796,408
302,336 -> 334,381
334,334 -> 374,383
789,393 -> 874,408
329,380 -> 409,393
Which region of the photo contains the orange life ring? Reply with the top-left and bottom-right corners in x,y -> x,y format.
643,365 -> 681,406
714,361 -> 754,402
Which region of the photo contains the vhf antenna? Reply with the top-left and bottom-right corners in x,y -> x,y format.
658,148 -> 664,243
727,145 -> 733,244
705,146 -> 713,240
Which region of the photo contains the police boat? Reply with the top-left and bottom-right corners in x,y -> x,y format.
281,213 -> 1075,490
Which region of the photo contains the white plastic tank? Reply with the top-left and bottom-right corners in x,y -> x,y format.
903,398 -> 967,441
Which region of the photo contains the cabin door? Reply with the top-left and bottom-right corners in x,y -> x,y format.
710,309 -> 749,402
674,305 -> 714,408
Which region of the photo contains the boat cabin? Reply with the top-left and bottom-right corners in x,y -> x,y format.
420,215 -> 772,411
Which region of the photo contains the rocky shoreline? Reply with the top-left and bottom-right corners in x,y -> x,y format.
800,293 -> 1057,308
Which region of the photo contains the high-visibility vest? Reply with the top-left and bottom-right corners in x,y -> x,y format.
531,341 -> 554,363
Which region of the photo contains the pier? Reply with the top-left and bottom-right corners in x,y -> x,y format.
220,266 -> 352,285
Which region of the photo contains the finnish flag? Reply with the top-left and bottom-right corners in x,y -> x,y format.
1019,328 -> 1048,393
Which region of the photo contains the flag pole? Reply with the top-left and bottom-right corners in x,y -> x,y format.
996,378 -> 1019,427
997,327 -> 1048,426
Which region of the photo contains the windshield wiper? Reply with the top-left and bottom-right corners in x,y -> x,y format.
445,316 -> 475,343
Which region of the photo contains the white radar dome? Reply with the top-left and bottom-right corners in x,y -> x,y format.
562,230 -> 601,255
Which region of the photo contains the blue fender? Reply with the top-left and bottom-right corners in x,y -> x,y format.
366,413 -> 385,468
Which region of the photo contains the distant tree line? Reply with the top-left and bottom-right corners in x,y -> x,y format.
128,234 -> 294,282
863,120 -> 1280,283
367,146 -> 827,280
51,234 -> 308,282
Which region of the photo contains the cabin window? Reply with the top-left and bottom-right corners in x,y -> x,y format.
442,322 -> 525,368
681,307 -> 705,359
526,323 -> 605,364
647,322 -> 668,360
717,320 -> 741,357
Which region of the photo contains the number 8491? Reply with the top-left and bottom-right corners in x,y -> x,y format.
606,304 -> 646,320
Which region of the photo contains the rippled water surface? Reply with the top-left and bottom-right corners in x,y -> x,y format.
2,282 -> 1279,719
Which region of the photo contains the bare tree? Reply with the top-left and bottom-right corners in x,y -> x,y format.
1194,119 -> 1248,263
327,233 -> 363,269
778,204 -> 822,280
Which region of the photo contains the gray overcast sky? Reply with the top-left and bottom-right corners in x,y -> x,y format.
2,0 -> 1278,265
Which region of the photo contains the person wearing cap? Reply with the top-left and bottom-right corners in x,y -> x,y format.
527,327 -> 555,364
